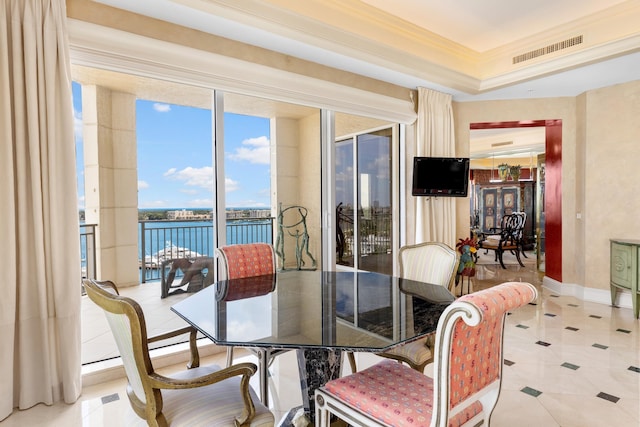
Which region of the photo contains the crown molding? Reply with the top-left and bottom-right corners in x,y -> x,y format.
480,34 -> 640,92
67,19 -> 417,123
172,0 -> 481,91
91,0 -> 640,97
175,0 -> 478,62
480,1 -> 640,82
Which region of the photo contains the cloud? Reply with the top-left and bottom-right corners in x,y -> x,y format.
138,180 -> 149,189
257,188 -> 270,197
225,177 -> 239,192
187,198 -> 214,207
139,199 -> 170,208
153,103 -> 171,113
226,200 -> 269,208
180,189 -> 198,195
228,136 -> 270,164
73,108 -> 83,141
164,166 -> 213,189
372,156 -> 391,176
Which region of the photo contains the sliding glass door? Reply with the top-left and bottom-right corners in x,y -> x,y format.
336,127 -> 394,274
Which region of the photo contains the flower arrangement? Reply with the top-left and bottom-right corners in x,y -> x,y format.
455,237 -> 478,277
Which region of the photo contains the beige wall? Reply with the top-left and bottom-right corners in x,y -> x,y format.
272,117 -> 301,270
575,93 -> 588,289
298,113 -> 322,269
82,85 -> 139,287
335,113 -> 391,138
454,80 -> 640,294
272,113 -> 322,270
582,81 -> 640,291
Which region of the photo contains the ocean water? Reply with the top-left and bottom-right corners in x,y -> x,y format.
139,220 -> 215,260
80,219 -> 273,281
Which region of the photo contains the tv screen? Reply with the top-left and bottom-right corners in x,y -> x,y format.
412,157 -> 470,197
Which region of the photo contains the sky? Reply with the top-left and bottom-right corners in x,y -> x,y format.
73,82 -> 271,210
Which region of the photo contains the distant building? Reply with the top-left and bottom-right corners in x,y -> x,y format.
167,209 -> 193,220
167,209 -> 211,220
226,209 -> 271,219
164,208 -> 271,220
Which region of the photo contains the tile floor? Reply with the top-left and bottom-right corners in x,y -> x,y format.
3,257 -> 640,426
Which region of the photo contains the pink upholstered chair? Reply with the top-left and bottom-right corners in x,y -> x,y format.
216,243 -> 276,281
348,242 -> 458,373
215,243 -> 284,405
315,281 -> 538,427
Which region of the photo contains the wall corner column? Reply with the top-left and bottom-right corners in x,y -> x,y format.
82,85 -> 139,287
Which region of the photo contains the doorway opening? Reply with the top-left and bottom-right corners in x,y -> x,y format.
469,120 -> 562,281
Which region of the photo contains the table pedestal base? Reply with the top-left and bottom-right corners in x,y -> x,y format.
278,348 -> 342,425
298,348 -> 342,420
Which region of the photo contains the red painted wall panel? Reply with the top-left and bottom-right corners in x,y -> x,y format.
544,120 -> 562,281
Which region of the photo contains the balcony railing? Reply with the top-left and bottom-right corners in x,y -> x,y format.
78,218 -> 274,284
139,218 -> 274,283
337,206 -> 392,263
80,223 -> 97,280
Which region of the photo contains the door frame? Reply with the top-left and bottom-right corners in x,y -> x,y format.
470,120 -> 562,282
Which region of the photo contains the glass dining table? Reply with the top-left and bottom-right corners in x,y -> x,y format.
171,269 -> 455,424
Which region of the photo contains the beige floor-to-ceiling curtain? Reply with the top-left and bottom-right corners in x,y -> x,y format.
0,0 -> 81,420
414,88 -> 457,248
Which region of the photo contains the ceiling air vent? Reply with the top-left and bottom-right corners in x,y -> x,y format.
513,35 -> 583,64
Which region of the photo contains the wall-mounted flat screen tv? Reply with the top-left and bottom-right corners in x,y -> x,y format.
412,157 -> 470,197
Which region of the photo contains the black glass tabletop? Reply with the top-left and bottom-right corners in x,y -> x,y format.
171,270 -> 454,352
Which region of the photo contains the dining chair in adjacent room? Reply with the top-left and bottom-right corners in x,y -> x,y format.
215,242 -> 286,405
83,279 -> 274,427
315,281 -> 538,427
477,212 -> 527,269
347,242 -> 458,373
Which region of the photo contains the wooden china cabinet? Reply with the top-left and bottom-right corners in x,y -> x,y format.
471,172 -> 536,250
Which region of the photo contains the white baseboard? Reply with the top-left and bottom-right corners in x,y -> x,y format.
542,276 -> 635,310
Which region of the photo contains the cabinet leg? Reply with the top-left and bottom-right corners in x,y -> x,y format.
610,285 -> 618,306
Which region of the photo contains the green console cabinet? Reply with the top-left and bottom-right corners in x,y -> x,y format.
610,239 -> 640,319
